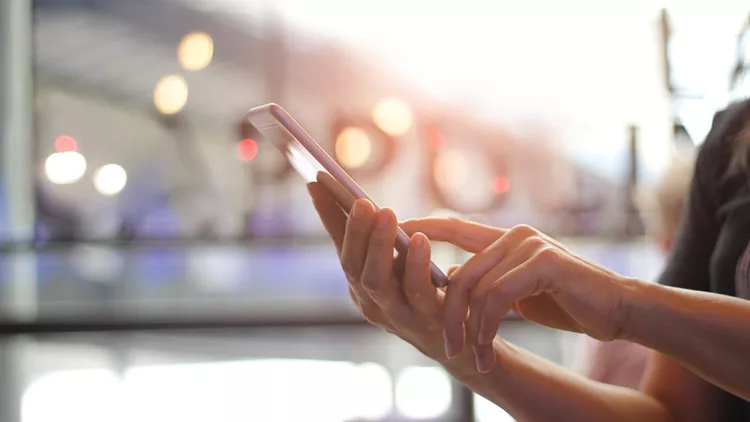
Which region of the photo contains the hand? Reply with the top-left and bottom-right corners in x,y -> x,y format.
306,182 -> 455,363
400,217 -> 639,373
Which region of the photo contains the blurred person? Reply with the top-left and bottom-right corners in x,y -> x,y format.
307,98 -> 750,421
585,155 -> 695,389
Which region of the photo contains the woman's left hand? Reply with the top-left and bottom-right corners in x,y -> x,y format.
400,217 -> 640,373
306,182 -> 472,366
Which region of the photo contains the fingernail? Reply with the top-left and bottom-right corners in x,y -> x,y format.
444,333 -> 460,359
476,354 -> 492,374
444,336 -> 457,359
475,346 -> 494,373
414,234 -> 424,247
377,210 -> 392,228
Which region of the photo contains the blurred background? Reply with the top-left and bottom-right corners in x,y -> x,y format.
1,0 -> 749,421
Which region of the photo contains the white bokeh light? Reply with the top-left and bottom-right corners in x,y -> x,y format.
22,369 -> 122,422
351,363 -> 393,420
23,360 -> 393,422
395,366 -> 452,419
153,75 -> 188,115
178,32 -> 214,71
372,97 -> 413,137
475,393 -> 515,422
335,126 -> 372,169
44,151 -> 87,184
94,164 -> 128,196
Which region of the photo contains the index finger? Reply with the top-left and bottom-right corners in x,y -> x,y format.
308,182 -> 347,254
400,217 -> 505,253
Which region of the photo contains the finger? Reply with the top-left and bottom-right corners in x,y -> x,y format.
465,237 -> 541,346
348,285 -> 392,330
308,182 -> 347,253
442,282 -> 469,359
450,225 -> 538,289
473,343 -> 496,374
361,208 -> 411,320
443,227 -> 531,358
341,199 -> 376,282
446,265 -> 461,278
400,217 -> 505,253
478,252 -> 555,344
402,232 -> 440,323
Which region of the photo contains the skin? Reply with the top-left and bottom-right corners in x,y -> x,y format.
585,231 -> 672,388
307,182 -> 750,422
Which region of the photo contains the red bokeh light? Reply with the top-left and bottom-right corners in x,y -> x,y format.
428,130 -> 444,150
237,138 -> 258,161
54,135 -> 78,152
493,176 -> 510,194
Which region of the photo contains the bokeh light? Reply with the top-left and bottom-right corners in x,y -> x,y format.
493,176 -> 510,194
372,97 -> 413,137
54,135 -> 78,152
335,126 -> 372,169
428,129 -> 444,150
154,75 -> 188,115
395,366 -> 452,419
178,32 -> 214,71
433,148 -> 471,192
93,164 -> 127,196
44,151 -> 87,185
237,138 -> 259,161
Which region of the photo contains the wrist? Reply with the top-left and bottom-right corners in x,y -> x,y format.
618,278 -> 662,344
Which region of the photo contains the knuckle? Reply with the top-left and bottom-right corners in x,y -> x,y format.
341,263 -> 358,280
359,303 -> 381,325
445,216 -> 463,225
402,281 -> 421,300
469,285 -> 487,304
520,236 -> 544,250
510,224 -> 537,238
348,287 -> 360,303
368,229 -> 389,247
535,246 -> 561,265
361,279 -> 379,295
488,283 -> 507,304
444,216 -> 463,234
453,277 -> 478,294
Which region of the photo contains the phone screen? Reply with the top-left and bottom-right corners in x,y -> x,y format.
254,119 -> 325,184
246,104 -> 449,287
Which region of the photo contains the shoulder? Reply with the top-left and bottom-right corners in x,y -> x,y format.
696,100 -> 750,185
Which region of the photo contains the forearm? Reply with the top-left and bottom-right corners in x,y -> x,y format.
442,339 -> 668,422
625,281 -> 750,400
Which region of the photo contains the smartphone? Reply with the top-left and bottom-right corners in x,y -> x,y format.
246,103 -> 449,288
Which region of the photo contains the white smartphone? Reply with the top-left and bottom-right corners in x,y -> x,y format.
246,103 -> 449,288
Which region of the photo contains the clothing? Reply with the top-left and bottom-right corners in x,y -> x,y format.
658,99 -> 750,421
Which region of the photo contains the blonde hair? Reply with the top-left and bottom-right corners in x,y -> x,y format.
635,154 -> 695,243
